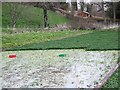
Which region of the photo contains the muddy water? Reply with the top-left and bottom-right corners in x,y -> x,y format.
1,50 -> 118,88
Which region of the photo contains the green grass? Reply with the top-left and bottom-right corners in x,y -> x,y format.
2,30 -> 92,49
2,3 -> 69,28
6,29 -> 119,51
102,68 -> 120,89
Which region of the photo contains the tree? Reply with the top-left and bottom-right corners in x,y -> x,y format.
113,2 -> 116,22
66,0 -> 72,12
86,3 -> 92,13
8,2 -> 26,28
107,2 -> 120,21
101,0 -> 107,23
43,2 -> 48,28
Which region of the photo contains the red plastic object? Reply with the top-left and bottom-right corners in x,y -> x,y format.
9,54 -> 16,58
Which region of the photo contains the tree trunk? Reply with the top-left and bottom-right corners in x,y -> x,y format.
43,3 -> 48,28
102,0 -> 106,23
113,2 -> 116,23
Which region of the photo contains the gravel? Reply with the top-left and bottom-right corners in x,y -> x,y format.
1,49 -> 118,88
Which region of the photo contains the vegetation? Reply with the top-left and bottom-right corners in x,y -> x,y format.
2,3 -> 69,28
107,2 -> 120,20
2,2 -> 119,89
102,68 -> 120,88
5,29 -> 119,51
2,30 -> 92,49
0,3 -> 1,27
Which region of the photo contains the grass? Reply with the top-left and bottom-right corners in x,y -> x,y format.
2,3 -> 69,28
7,29 -> 119,51
2,30 -> 92,49
102,68 -> 120,89
0,3 -> 1,28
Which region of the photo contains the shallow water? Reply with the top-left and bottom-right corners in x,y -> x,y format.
1,50 -> 118,88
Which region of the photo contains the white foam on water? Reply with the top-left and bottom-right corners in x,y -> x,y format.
2,50 -> 118,88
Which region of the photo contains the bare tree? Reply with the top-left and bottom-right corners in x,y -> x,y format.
66,0 -> 73,12
101,0 -> 106,23
113,2 -> 116,22
8,2 -> 26,28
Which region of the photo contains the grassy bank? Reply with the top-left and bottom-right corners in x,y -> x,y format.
2,3 -> 69,28
2,30 -> 92,49
6,29 -> 119,51
102,68 -> 120,89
